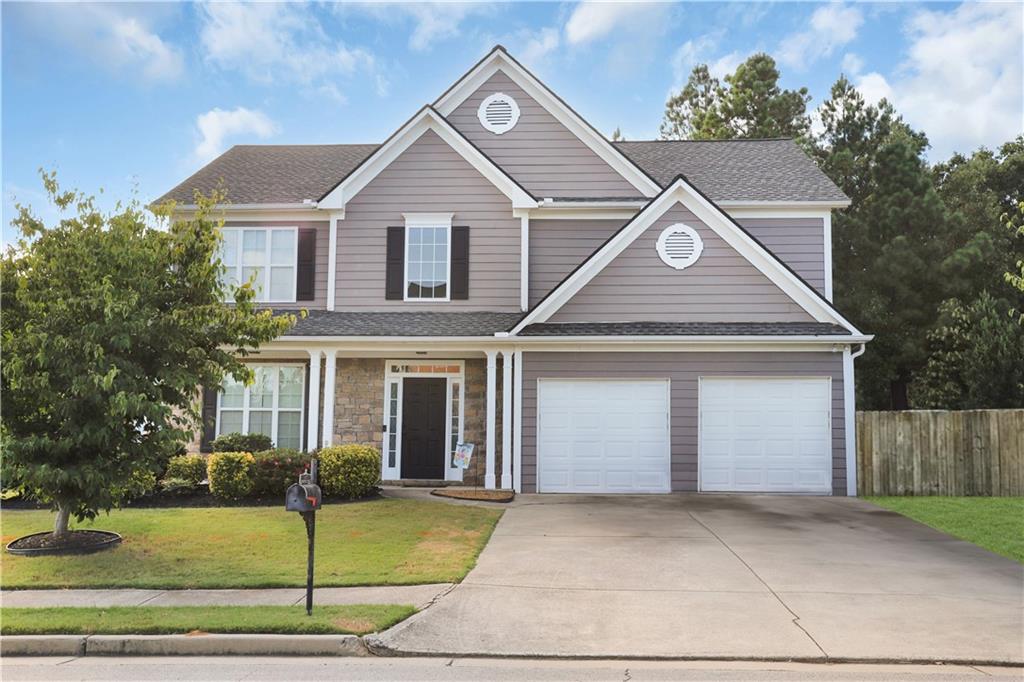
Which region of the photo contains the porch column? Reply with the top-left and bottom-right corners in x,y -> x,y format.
485,350 -> 497,489
501,350 -> 513,489
321,350 -> 337,449
306,349 -> 321,453
513,350 -> 523,493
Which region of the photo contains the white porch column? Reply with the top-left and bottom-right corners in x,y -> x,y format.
306,349 -> 322,452
513,350 -> 523,493
485,350 -> 498,489
321,350 -> 337,448
501,350 -> 513,489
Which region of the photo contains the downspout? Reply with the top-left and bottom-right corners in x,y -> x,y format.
843,343 -> 866,496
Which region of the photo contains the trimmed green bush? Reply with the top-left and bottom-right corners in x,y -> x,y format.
211,432 -> 273,454
251,449 -> 310,498
159,477 -> 199,497
318,445 -> 381,499
207,452 -> 255,500
113,468 -> 158,504
165,454 -> 207,486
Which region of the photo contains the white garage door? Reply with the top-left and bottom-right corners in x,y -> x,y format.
537,379 -> 671,493
700,378 -> 832,494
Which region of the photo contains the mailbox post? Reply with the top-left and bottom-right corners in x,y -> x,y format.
285,458 -> 321,616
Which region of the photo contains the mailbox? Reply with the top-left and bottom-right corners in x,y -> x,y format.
285,472 -> 321,512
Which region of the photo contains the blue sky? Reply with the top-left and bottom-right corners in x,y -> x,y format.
3,1 -> 1022,243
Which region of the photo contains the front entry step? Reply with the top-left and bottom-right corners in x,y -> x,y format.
382,479 -> 458,488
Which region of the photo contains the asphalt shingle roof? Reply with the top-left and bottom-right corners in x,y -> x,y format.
280,311 -> 523,337
613,139 -> 848,203
157,138 -> 847,205
518,322 -> 851,336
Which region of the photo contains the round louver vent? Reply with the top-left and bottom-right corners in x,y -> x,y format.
477,93 -> 520,134
656,224 -> 704,270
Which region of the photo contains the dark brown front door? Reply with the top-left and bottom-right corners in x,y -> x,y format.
401,377 -> 447,479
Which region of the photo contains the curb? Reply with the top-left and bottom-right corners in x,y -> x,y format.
1,634 -> 369,657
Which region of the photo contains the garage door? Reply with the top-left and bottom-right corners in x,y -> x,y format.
537,379 -> 670,493
700,378 -> 832,493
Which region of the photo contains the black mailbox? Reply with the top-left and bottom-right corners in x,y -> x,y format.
285,472 -> 321,512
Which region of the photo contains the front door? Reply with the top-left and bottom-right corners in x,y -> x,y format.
400,377 -> 447,479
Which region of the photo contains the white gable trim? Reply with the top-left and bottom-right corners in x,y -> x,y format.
509,177 -> 863,336
434,47 -> 662,199
318,107 -> 536,211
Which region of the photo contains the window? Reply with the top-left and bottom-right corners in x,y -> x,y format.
217,365 -> 305,449
405,224 -> 450,301
220,228 -> 297,302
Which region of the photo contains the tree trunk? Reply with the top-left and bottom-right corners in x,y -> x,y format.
53,503 -> 72,541
890,378 -> 910,411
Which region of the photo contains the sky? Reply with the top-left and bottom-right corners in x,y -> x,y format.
3,1 -> 1022,244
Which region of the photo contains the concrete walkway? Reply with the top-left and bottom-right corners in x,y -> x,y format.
374,494 -> 1024,664
1,584 -> 451,610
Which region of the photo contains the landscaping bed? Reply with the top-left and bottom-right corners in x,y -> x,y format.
867,496 -> 1024,562
1,498 -> 501,589
0,605 -> 414,636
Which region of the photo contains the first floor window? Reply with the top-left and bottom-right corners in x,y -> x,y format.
217,365 -> 304,449
220,228 -> 297,302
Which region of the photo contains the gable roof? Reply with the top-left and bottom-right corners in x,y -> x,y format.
509,175 -> 864,336
317,106 -> 536,211
615,139 -> 849,204
433,46 -> 663,199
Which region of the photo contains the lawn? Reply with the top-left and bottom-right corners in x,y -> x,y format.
867,496 -> 1024,563
1,498 -> 501,589
0,605 -> 414,635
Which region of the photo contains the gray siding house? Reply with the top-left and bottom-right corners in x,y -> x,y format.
160,46 -> 870,496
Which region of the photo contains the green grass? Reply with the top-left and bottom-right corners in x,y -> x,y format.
0,605 -> 415,635
867,496 -> 1024,563
1,499 -> 501,589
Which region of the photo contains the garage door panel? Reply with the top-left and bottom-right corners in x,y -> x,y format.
538,380 -> 670,494
700,378 -> 831,494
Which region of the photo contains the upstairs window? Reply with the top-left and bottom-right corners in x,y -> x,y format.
220,228 -> 297,302
404,217 -> 451,301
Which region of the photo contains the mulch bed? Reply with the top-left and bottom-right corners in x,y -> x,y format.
7,529 -> 122,556
431,488 -> 515,503
2,489 -> 381,511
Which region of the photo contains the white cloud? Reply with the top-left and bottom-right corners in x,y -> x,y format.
18,3 -> 183,82
565,2 -> 670,46
856,2 -> 1023,159
669,33 -> 742,94
344,3 -> 493,52
841,52 -> 864,76
199,2 -> 377,100
194,107 -> 278,163
518,27 -> 561,67
777,4 -> 864,70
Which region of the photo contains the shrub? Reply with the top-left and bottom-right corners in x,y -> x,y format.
113,468 -> 158,504
211,432 -> 273,454
207,452 -> 255,500
165,454 -> 207,486
318,445 -> 381,499
159,477 -> 199,497
251,448 -> 310,498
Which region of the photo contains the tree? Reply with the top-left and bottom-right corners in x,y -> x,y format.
610,126 -> 624,141
911,293 -> 1024,409
660,54 -> 810,141
1,173 -> 295,541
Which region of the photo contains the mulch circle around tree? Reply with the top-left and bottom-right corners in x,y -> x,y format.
431,488 -> 515,503
6,530 -> 122,556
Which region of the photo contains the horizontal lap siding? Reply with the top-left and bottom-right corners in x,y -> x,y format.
520,351 -> 846,495
447,71 -> 638,198
223,220 -> 329,310
336,130 -> 521,311
548,204 -> 816,323
528,218 -> 627,307
739,217 -> 826,296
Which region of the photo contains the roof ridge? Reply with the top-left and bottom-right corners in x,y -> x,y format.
614,137 -> 795,143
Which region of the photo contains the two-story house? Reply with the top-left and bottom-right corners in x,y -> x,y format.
160,46 -> 870,496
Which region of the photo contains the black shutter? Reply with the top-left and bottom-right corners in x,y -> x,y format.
451,225 -> 469,300
385,226 -> 405,300
200,386 -> 218,453
296,228 -> 316,301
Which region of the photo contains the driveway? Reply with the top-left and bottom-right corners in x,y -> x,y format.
374,494 -> 1023,663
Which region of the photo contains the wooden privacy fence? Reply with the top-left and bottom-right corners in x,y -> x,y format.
857,409 -> 1024,496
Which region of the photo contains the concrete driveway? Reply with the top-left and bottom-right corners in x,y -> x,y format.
374,494 -> 1023,663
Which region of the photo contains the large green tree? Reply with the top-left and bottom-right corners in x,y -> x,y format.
1,174 -> 294,540
660,54 -> 810,140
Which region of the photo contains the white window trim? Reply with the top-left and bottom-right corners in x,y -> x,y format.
382,361 -> 465,482
215,363 -> 306,450
478,92 -> 520,134
403,215 -> 453,303
656,224 -> 703,270
221,226 -> 299,304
